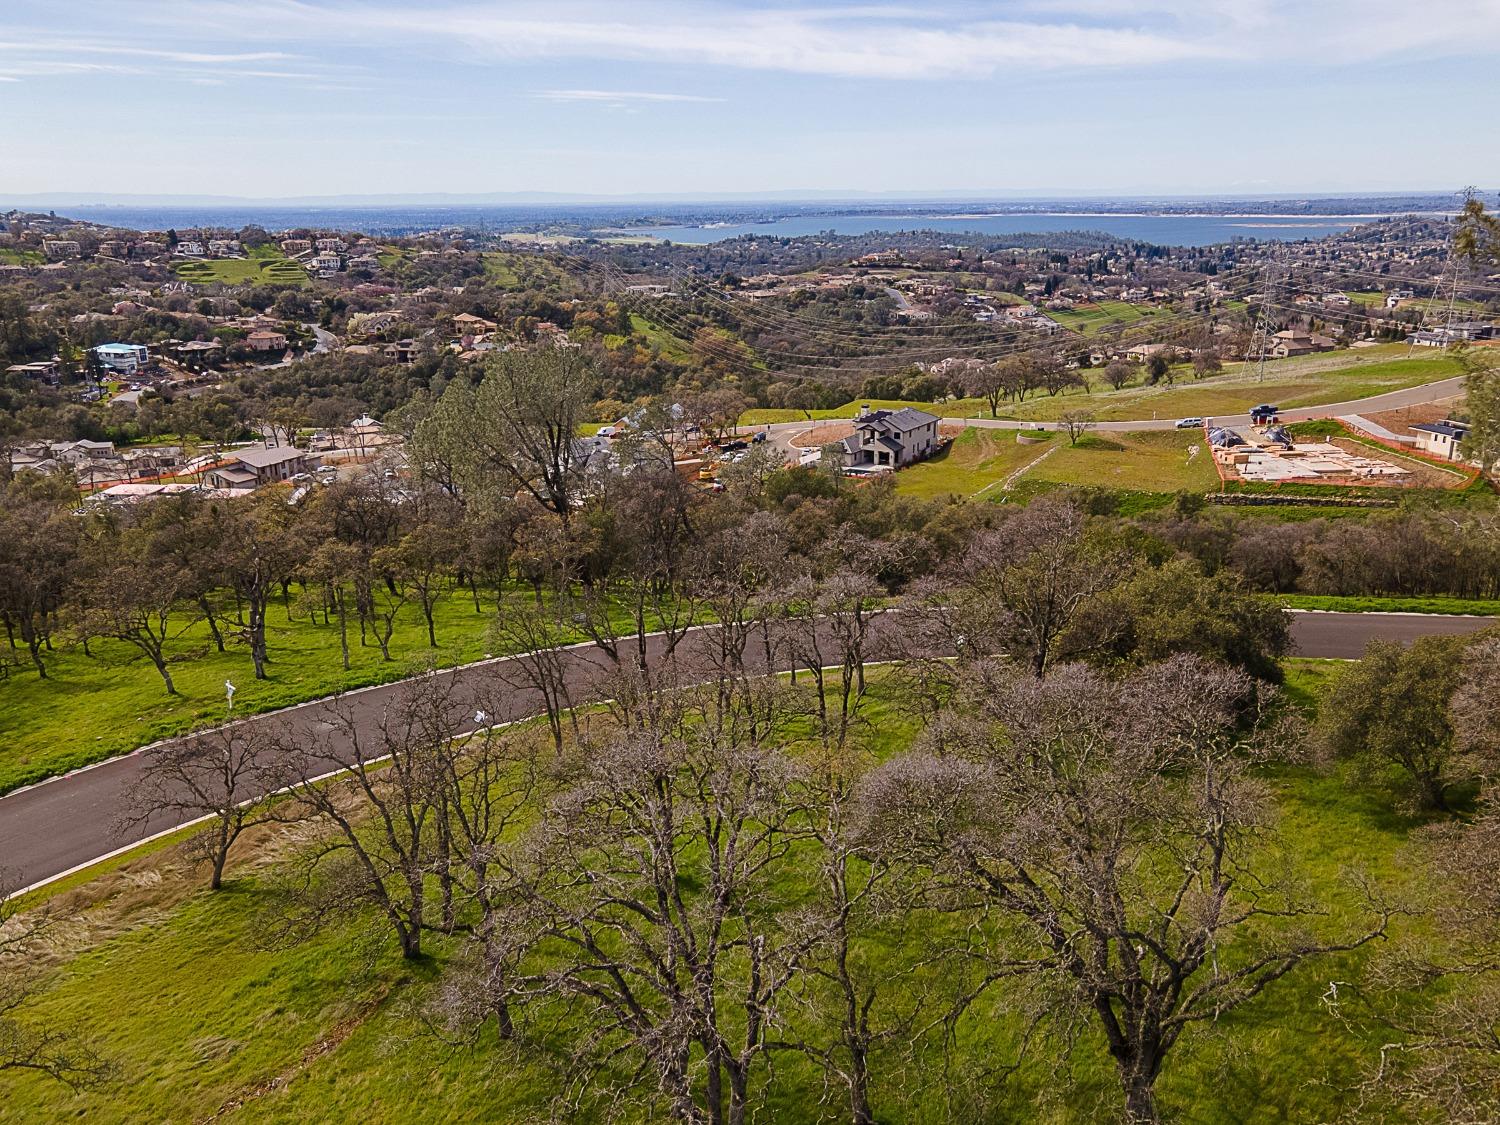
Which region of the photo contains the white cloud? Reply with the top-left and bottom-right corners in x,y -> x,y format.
12,1 -> 1500,86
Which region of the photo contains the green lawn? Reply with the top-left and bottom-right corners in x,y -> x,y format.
1,662 -> 1447,1123
0,586 -> 614,795
1048,299 -> 1171,335
1025,430 -> 1222,493
1282,594 -> 1500,616
173,254 -> 308,287
895,427 -> 1056,499
628,313 -> 695,364
0,247 -> 44,265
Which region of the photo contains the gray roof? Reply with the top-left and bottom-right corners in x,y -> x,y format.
855,406 -> 939,435
231,445 -> 307,468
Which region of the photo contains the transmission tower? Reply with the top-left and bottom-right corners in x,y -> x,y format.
1246,245 -> 1282,383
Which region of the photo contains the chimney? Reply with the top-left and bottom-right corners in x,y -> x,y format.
859,403 -> 870,418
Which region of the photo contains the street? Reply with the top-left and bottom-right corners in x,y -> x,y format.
1,609 -> 1492,894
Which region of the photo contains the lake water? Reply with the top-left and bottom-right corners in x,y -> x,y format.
624,213 -> 1370,246
47,204 -> 1371,247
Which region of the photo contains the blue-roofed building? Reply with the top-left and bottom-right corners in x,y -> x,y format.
93,342 -> 150,374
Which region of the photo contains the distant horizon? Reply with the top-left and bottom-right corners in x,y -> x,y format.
0,187 -> 1478,210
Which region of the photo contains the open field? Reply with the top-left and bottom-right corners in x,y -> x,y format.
173,255 -> 308,287
0,662 -> 1450,1124
894,427 -> 1056,499
1025,429 -> 1222,493
740,345 -> 1463,427
1048,299 -> 1171,335
481,252 -> 577,292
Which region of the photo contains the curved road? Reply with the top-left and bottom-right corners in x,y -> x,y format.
1,610 -> 1492,895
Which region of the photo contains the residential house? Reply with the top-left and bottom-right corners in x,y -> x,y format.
348,310 -> 400,336
42,239 -> 81,260
173,241 -> 205,257
383,339 -> 419,363
93,342 -> 149,373
206,445 -> 315,490
121,446 -> 183,477
311,253 -> 341,275
6,359 -> 60,383
315,238 -> 347,253
1408,329 -> 1448,348
1412,321 -> 1498,346
173,339 -> 224,367
837,406 -> 941,471
452,312 -> 499,334
1410,420 -> 1471,462
52,439 -> 117,463
280,239 -> 313,255
244,329 -> 289,352
1268,328 -> 1337,358
207,239 -> 242,257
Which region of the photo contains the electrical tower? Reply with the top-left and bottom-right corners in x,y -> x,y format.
1246,245 -> 1282,383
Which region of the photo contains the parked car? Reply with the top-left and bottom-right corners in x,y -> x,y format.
1175,417 -> 1205,429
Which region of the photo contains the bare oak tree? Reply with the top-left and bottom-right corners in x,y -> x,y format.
514,719 -> 817,1125
858,655 -> 1387,1122
118,724 -> 283,890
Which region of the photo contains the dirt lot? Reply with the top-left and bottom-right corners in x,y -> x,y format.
1327,437 -> 1464,488
1359,400 -> 1464,438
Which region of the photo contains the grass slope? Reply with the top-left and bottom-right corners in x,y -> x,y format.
173,252 -> 308,287
895,427 -> 1056,499
1026,430 -> 1222,493
2,664 -> 1442,1124
1048,299 -> 1171,335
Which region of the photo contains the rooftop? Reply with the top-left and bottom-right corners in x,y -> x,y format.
229,445 -> 307,468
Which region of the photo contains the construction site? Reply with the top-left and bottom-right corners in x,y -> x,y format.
1208,416 -> 1472,489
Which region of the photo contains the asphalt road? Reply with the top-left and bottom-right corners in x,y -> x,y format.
2,610 -> 1492,894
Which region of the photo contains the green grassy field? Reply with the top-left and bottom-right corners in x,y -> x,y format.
894,427 -> 1057,499
1,662 -> 1448,1123
628,313 -> 696,364
1282,594 -> 1500,616
0,247 -> 44,265
173,253 -> 308,287
0,586 -> 637,795
1022,430 -> 1222,493
1048,299 -> 1171,335
481,252 -> 577,292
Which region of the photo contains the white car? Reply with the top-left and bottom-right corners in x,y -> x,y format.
1175,417 -> 1205,429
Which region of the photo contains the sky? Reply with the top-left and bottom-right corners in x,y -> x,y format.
1,0 -> 1498,200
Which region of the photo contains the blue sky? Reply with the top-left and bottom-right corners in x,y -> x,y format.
2,0 -> 1498,198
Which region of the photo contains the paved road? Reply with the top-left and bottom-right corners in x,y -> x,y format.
2,611 -> 1492,894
